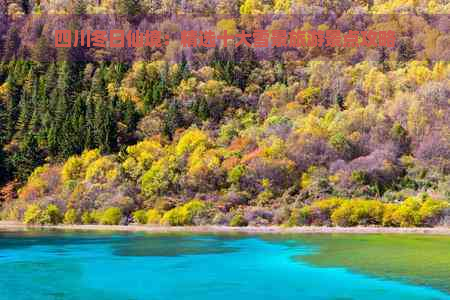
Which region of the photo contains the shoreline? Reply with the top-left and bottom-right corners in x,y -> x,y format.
1,221 -> 450,235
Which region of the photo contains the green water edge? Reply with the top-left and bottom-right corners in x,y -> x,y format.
261,233 -> 450,294
1,228 -> 450,295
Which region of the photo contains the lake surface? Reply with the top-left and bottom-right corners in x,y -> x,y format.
0,230 -> 449,300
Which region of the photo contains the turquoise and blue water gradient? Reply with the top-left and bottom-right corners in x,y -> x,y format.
0,230 -> 449,300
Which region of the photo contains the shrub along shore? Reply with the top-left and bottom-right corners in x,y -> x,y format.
5,196 -> 449,228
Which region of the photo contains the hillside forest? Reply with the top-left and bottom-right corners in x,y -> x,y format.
0,0 -> 449,227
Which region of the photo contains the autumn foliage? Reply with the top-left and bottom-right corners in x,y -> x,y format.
0,0 -> 449,227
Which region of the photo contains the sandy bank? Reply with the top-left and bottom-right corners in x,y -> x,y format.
1,221 -> 449,235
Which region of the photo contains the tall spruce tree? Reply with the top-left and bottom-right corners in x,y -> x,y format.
0,95 -> 9,184
2,27 -> 21,61
94,99 -> 117,153
50,61 -> 78,158
3,74 -> 20,142
10,133 -> 44,182
163,99 -> 184,140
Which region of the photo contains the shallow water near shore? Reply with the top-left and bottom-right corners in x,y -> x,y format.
0,229 -> 449,300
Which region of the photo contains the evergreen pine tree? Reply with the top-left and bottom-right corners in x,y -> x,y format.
173,51 -> 189,85
47,123 -> 59,158
0,97 -> 9,184
84,97 -> 96,150
2,27 -> 21,61
163,99 -> 184,140
10,133 -> 44,182
70,94 -> 87,154
16,68 -> 37,137
122,99 -> 139,134
0,146 -> 8,185
94,98 -> 117,153
50,61 -> 78,157
3,74 -> 20,141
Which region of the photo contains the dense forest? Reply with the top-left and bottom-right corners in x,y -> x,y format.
0,0 -> 449,227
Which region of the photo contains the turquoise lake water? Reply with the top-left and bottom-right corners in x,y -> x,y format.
0,230 -> 449,300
